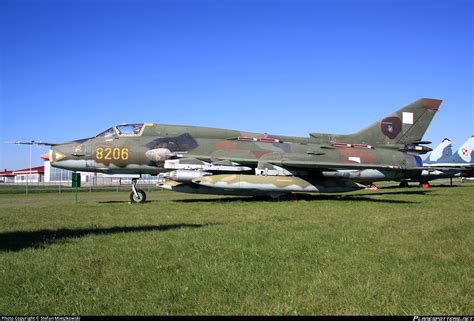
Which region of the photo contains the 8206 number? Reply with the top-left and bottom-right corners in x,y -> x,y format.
95,147 -> 129,161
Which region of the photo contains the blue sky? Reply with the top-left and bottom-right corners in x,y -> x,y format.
1,0 -> 473,170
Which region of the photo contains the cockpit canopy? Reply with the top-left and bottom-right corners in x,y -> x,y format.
96,123 -> 145,138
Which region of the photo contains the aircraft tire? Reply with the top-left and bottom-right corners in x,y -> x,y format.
419,182 -> 430,189
130,189 -> 147,204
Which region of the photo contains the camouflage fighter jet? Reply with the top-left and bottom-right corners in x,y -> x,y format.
20,98 -> 442,202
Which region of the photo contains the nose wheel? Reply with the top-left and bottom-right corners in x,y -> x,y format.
130,178 -> 147,204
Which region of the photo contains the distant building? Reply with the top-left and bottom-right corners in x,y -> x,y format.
41,155 -> 158,186
0,170 -> 14,183
0,166 -> 45,183
1,154 -> 158,186
40,153 -> 92,183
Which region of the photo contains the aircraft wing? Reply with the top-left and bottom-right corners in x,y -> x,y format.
422,164 -> 474,171
197,153 -> 412,172
277,160 -> 406,171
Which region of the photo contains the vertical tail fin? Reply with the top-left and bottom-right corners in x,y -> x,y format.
424,138 -> 453,164
450,136 -> 474,164
345,98 -> 442,146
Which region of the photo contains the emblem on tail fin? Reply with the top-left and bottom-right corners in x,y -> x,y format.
381,117 -> 402,139
455,136 -> 474,163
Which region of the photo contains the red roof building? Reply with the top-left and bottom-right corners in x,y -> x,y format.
0,166 -> 45,183
0,170 -> 15,178
11,166 -> 45,175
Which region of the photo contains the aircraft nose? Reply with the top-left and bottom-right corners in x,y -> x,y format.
50,144 -> 71,164
40,152 -> 50,161
49,141 -> 89,171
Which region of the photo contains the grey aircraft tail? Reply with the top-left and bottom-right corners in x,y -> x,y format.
424,136 -> 474,166
450,136 -> 474,164
424,138 -> 453,165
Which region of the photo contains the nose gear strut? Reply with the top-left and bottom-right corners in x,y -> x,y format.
130,178 -> 146,204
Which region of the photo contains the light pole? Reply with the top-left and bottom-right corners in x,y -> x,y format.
29,141 -> 32,175
8,140 -> 52,194
21,140 -> 35,195
26,140 -> 34,195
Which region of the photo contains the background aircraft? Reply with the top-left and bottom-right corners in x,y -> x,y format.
425,136 -> 474,166
29,98 -> 439,203
424,136 -> 474,182
398,136 -> 474,187
424,138 -> 454,165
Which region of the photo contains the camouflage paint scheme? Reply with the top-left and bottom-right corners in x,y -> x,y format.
50,98 -> 442,197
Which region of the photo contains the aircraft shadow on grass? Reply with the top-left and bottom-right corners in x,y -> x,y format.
0,224 -> 211,252
382,184 -> 459,190
175,190 -> 431,204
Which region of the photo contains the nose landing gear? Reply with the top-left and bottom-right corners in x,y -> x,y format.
130,178 -> 146,204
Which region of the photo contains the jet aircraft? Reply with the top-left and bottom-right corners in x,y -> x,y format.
15,98 -> 442,202
424,136 -> 474,167
411,136 -> 474,186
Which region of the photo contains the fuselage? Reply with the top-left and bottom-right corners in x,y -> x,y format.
50,123 -> 424,183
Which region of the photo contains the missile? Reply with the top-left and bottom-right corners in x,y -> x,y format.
164,170 -> 212,182
400,144 -> 433,154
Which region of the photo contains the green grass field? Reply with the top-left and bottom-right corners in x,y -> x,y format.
0,182 -> 472,315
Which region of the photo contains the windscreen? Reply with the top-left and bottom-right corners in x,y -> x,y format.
96,127 -> 116,138
116,123 -> 144,136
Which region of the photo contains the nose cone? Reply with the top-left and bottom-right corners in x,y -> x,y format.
40,152 -> 50,161
50,141 -> 88,171
50,143 -> 74,163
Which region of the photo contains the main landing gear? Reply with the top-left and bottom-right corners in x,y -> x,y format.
399,180 -> 409,188
419,181 -> 430,189
130,178 -> 146,204
368,184 -> 378,190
